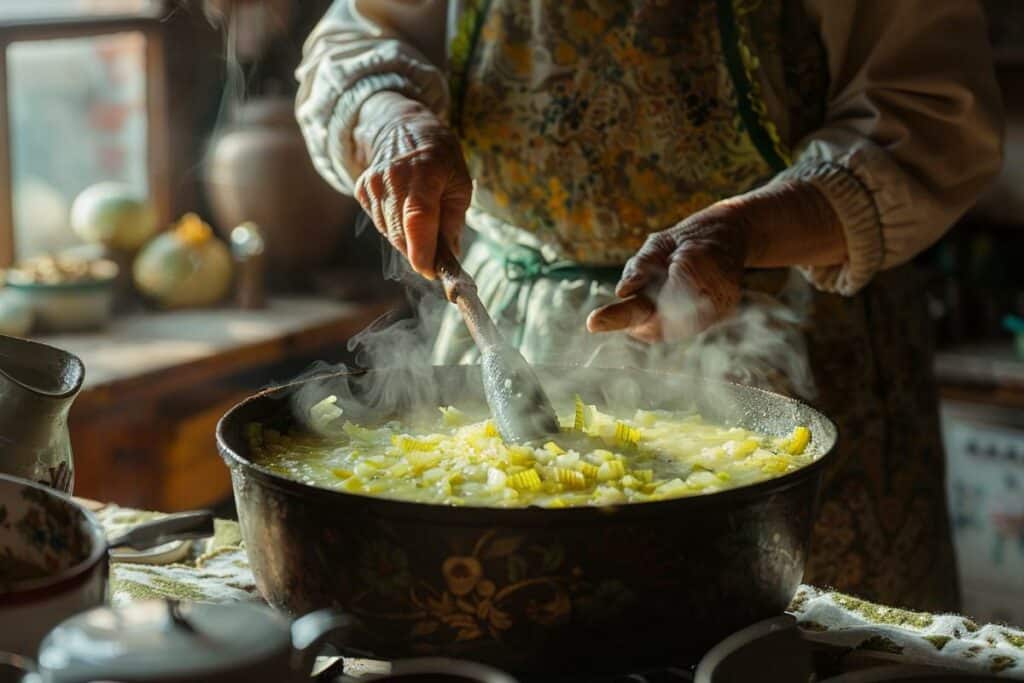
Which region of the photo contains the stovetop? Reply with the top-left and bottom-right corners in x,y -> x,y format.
324,662 -> 697,683
515,668 -> 696,683
315,614 -> 1001,683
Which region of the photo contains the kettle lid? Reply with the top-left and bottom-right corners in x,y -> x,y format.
37,600 -> 293,682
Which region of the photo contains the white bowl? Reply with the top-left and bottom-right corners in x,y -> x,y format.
5,278 -> 115,333
0,475 -> 108,657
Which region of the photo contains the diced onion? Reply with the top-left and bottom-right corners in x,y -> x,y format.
248,402 -> 815,508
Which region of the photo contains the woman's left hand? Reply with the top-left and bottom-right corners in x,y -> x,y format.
587,180 -> 847,343
586,206 -> 748,343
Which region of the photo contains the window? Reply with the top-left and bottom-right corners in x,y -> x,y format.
0,2 -> 160,22
0,0 -> 168,264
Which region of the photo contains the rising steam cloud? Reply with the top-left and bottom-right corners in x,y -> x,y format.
288,211 -> 818,438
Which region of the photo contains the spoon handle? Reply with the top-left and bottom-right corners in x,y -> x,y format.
435,240 -> 502,350
106,510 -> 214,550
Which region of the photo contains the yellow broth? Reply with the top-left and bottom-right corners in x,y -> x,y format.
249,396 -> 815,508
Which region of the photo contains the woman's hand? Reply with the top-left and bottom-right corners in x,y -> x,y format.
587,181 -> 846,342
353,92 -> 473,279
586,208 -> 748,343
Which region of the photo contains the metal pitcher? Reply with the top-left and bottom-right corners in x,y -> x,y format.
0,335 -> 83,492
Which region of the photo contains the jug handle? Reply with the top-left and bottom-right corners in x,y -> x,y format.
290,609 -> 356,677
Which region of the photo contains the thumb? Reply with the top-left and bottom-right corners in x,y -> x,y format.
587,295 -> 657,333
403,192 -> 442,279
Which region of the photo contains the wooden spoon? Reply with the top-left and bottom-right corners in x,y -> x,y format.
434,240 -> 560,444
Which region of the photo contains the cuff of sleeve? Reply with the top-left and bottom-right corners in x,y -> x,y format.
775,161 -> 884,296
327,72 -> 429,188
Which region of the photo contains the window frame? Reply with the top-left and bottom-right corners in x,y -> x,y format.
0,9 -> 170,265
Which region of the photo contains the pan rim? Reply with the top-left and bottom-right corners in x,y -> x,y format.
215,366 -> 838,523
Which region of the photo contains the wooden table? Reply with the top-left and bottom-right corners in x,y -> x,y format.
38,296 -> 397,511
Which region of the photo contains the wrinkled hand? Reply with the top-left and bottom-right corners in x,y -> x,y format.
587,207 -> 748,343
353,93 -> 473,279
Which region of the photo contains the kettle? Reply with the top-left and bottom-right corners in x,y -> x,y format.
0,336 -> 83,492
29,600 -> 349,683
5,600 -> 518,683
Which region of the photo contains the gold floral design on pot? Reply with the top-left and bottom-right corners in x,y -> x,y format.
349,528 -> 634,652
442,557 -> 483,597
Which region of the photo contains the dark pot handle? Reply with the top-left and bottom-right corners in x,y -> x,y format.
290,609 -> 356,677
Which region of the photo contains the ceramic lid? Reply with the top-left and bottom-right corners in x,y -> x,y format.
37,600 -> 294,683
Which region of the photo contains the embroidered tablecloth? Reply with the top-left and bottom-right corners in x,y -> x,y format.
97,506 -> 1024,678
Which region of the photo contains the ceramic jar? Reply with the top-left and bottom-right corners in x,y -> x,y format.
203,97 -> 357,281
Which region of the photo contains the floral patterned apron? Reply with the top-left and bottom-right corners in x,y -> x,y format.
433,0 -> 959,612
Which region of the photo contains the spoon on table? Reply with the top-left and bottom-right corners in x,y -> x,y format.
434,240 -> 560,444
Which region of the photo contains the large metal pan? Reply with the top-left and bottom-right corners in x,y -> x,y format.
216,366 -> 837,676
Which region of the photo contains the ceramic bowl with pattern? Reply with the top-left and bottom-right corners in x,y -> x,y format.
0,474 -> 107,657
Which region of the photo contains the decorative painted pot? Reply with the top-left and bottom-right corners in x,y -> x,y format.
217,366 -> 838,676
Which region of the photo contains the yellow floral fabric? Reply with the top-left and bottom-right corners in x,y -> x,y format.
455,0 -> 776,265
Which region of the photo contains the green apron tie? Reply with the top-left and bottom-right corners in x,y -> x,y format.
480,235 -> 622,347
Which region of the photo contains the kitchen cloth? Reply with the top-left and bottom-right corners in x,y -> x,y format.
97,505 -> 1024,678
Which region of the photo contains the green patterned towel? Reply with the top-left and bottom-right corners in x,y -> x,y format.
98,506 -> 258,605
789,585 -> 1024,677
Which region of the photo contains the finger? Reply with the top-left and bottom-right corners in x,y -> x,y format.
403,192 -> 442,279
378,202 -> 404,255
586,295 -> 657,333
616,232 -> 675,297
355,173 -> 402,256
354,173 -> 386,236
381,188 -> 408,256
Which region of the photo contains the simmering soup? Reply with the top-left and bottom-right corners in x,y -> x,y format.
249,395 -> 815,508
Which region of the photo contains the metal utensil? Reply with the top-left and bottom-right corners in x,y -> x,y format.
434,240 -> 560,444
106,510 -> 215,551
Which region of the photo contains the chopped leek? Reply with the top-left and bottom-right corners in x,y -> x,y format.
251,400 -> 816,508
785,426 -> 811,455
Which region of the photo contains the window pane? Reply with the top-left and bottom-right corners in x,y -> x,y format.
8,32 -> 148,258
0,1 -> 158,22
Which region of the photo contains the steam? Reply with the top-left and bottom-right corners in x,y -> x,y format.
287,224 -> 818,437
288,242 -> 452,433
675,271 -> 817,400
289,291 -> 445,432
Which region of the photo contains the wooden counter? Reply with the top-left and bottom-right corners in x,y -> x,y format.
38,296 -> 397,511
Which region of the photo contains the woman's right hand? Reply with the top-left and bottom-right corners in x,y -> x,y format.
353,92 -> 473,280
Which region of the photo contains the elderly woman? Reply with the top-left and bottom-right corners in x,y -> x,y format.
295,0 -> 1003,611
